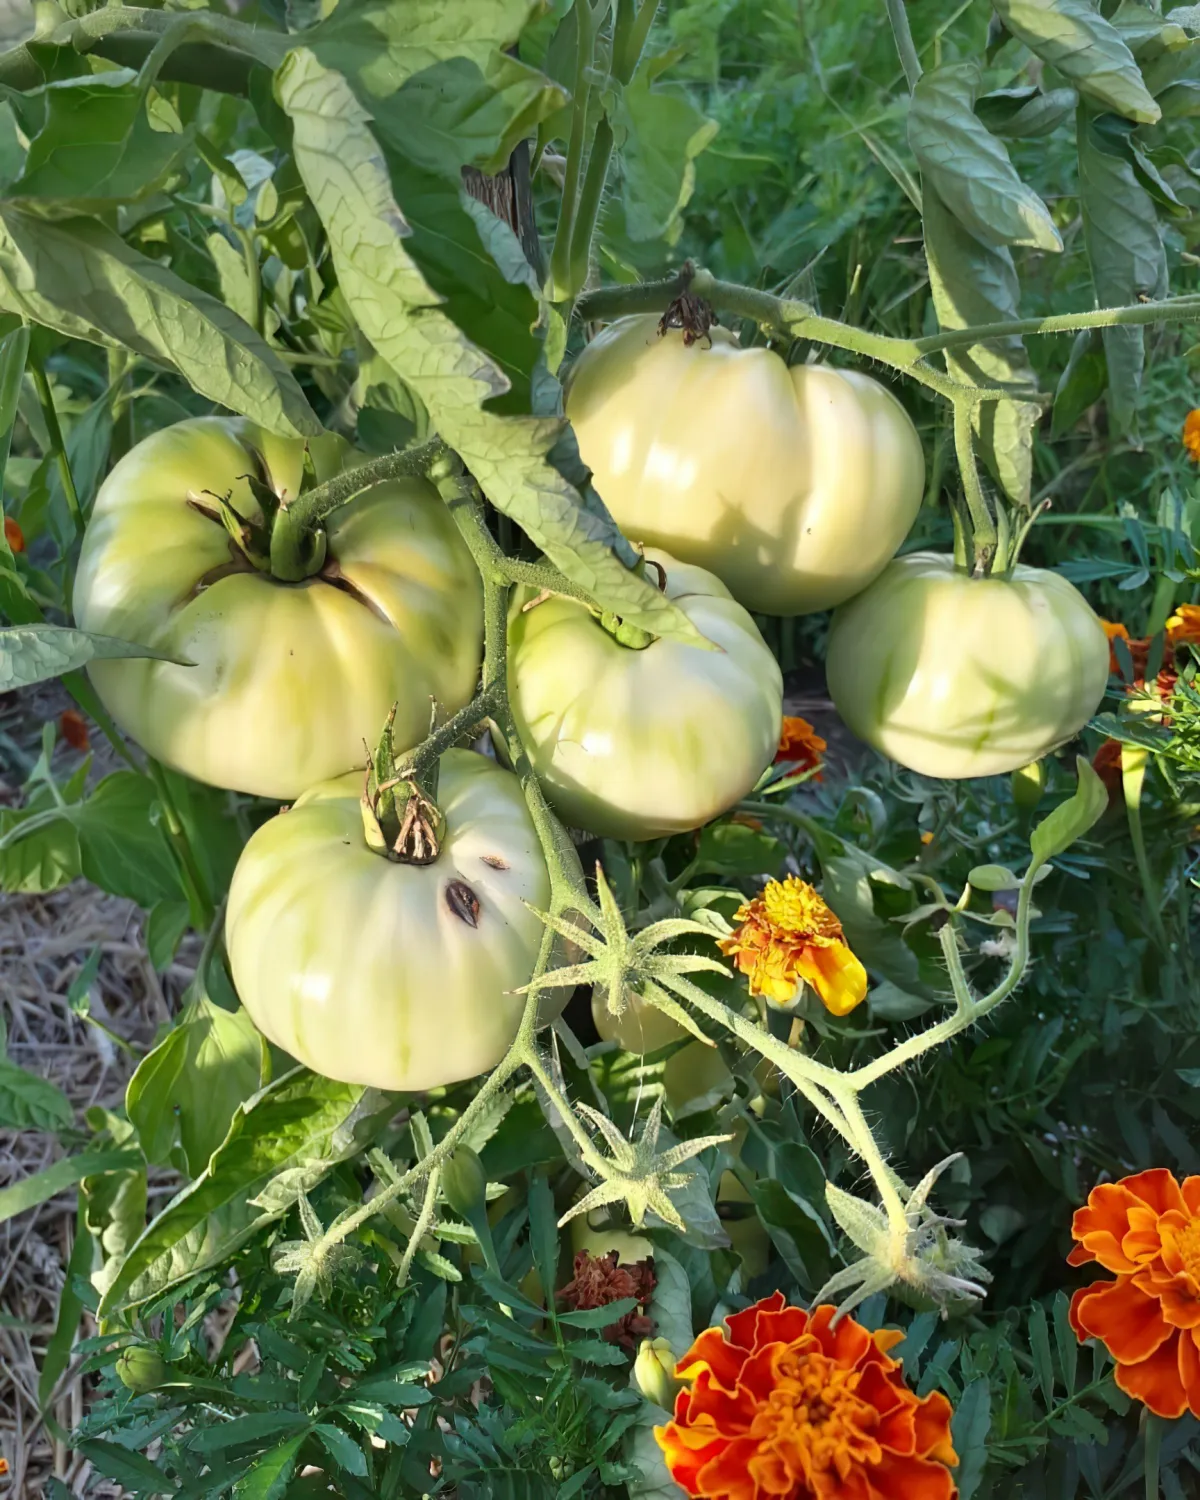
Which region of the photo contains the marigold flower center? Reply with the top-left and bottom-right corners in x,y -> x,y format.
761,878 -> 844,945
750,1348 -> 880,1480
1168,1218 -> 1200,1286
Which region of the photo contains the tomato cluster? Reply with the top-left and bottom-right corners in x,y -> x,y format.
71,315 -> 1109,1093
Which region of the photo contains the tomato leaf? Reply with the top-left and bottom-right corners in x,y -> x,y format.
276,47 -> 712,649
0,1055 -> 73,1131
614,71 -> 719,243
0,207 -> 320,438
991,0 -> 1161,125
1028,756 -> 1108,871
922,184 -> 1040,506
0,623 -> 189,692
975,85 -> 1078,139
910,62 -> 1062,250
1052,326 -> 1108,437
1077,103 -> 1168,437
97,1071 -> 396,1317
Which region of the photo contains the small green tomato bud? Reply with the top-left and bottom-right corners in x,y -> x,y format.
442,1144 -> 488,1219
633,1337 -> 682,1409
1010,759 -> 1047,812
116,1347 -> 170,1393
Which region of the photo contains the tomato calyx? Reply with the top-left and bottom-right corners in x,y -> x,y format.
657,274 -> 718,347
360,705 -> 447,864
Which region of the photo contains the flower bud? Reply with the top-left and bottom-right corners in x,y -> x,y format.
633,1337 -> 682,1409
1010,758 -> 1046,811
116,1347 -> 170,1393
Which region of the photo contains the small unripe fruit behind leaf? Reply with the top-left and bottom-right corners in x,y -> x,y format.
116,1347 -> 170,1393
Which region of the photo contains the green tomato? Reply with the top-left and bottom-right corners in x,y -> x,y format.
826,552 -> 1109,779
564,316 -> 925,616
73,417 -> 482,799
508,549 -> 782,840
226,751 -> 559,1091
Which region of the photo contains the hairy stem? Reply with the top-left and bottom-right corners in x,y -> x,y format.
396,1166 -> 441,1290
953,400 -> 996,573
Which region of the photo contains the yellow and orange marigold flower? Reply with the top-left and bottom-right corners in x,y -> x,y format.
1069,1167 -> 1200,1418
3,515 -> 23,553
718,876 -> 867,1016
1184,409 -> 1200,462
775,716 -> 826,778
1166,603 -> 1200,650
655,1292 -> 958,1500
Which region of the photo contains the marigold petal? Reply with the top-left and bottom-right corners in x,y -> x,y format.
1114,1330 -> 1188,1419
1178,1326 -> 1200,1418
697,1435 -> 774,1500
808,1302 -> 874,1366
913,1389 -> 958,1466
1067,1243 -> 1096,1267
655,1421 -> 725,1497
1157,1283 -> 1200,1330
873,1328 -> 906,1356
724,1290 -> 787,1352
675,1328 -> 750,1396
798,941 -> 868,1018
1071,1276 -> 1173,1364
866,1451 -> 958,1500
1182,1177 -> 1200,1217
1122,1167 -> 1185,1216
1071,1184 -> 1147,1273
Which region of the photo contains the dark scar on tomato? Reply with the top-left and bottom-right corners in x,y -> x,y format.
446,880 -> 481,926
480,854 -> 509,870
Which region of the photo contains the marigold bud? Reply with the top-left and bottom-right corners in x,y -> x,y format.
442,1144 -> 488,1219
633,1337 -> 682,1409
116,1347 -> 170,1393
3,515 -> 24,553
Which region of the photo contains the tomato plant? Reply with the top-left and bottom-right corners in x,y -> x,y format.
0,0 -> 1197,1497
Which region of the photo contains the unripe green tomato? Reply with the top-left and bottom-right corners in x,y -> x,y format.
826,552 -> 1109,779
226,751 -> 562,1091
508,550 -> 782,840
1011,758 -> 1048,810
442,1145 -> 488,1219
570,1216 -> 656,1265
73,417 -> 483,799
564,316 -> 925,616
116,1347 -> 170,1393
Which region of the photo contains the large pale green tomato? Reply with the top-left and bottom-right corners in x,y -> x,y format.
564,316 -> 925,616
826,552 -> 1109,779
73,417 -> 483,799
507,550 -> 782,841
225,751 -> 557,1092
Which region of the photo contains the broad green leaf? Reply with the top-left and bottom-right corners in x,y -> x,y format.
923,185 -> 1039,505
1029,756 -> 1108,870
82,1138 -> 147,1297
75,772 -> 182,908
278,48 -> 709,647
975,85 -> 1078,137
695,819 -> 784,876
305,0 -> 537,96
967,863 -> 1022,891
206,232 -> 259,331
0,1147 -> 144,1224
98,1071 -> 395,1316
232,1433 -> 306,1500
0,321 -> 28,571
369,54 -> 565,177
77,1439 -> 177,1495
750,1178 -> 834,1290
950,1377 -> 992,1500
0,623 -> 187,692
1052,327 -> 1108,437
0,208 -> 320,438
11,72 -> 194,205
910,63 -> 1062,250
1077,103 -> 1167,436
146,898 -> 191,972
39,1201 -> 93,1406
127,995 -> 268,1177
313,1422 -> 368,1478
615,73 -> 719,243
992,0 -> 1161,124
0,807 -> 79,893
646,1248 -> 693,1357
0,1055 -> 72,1130
527,1172 -> 558,1304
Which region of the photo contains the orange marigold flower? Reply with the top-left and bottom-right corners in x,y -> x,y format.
1069,1168 -> 1200,1419
3,515 -> 24,553
1099,618 -> 1134,676
718,875 -> 867,1016
920,830 -> 934,845
775,715 -> 826,778
1184,409 -> 1200,462
655,1292 -> 958,1500
1166,603 -> 1200,649
58,709 -> 89,752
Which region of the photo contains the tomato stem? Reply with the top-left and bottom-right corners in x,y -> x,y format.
952,401 -> 997,574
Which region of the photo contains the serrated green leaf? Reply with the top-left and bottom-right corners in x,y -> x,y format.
277,47 -> 709,648
0,207 -> 320,438
911,62 -> 1061,250
313,1422 -> 368,1477
232,1433 -> 306,1499
77,1439 -> 177,1495
1028,1300 -> 1056,1408
950,1377 -> 991,1500
992,0 -> 1161,124
922,186 -> 1039,505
